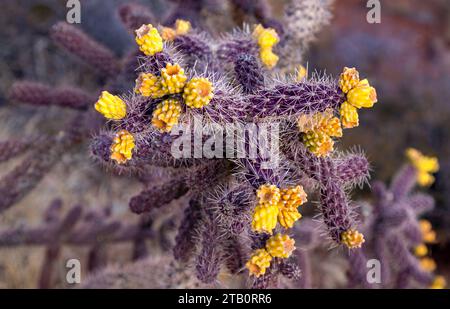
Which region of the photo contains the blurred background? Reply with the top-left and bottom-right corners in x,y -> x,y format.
0,0 -> 449,288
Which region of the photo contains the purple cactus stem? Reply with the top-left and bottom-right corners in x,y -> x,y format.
173,200 -> 202,262
129,178 -> 189,214
118,3 -> 155,33
195,216 -> 222,284
50,22 -> 119,75
234,53 -> 265,94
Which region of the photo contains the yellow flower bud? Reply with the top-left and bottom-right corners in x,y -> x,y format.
175,19 -> 191,35
135,24 -> 163,56
414,244 -> 428,257
257,184 -> 281,206
303,130 -> 334,157
110,130 -> 135,164
151,99 -> 182,133
161,63 -> 187,94
340,101 -> 359,129
280,185 -> 307,209
430,276 -> 446,289
420,257 -> 437,272
278,207 -> 302,229
265,234 -> 295,258
94,91 -> 127,120
183,77 -> 214,108
406,148 -> 439,187
246,248 -> 272,277
135,73 -> 166,98
318,115 -> 343,138
297,65 -> 308,81
341,229 -> 365,249
347,79 -> 378,109
252,204 -> 279,234
339,67 -> 360,93
260,48 -> 279,69
161,27 -> 177,41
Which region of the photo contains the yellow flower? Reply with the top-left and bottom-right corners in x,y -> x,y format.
420,257 -> 437,272
257,184 -> 281,206
278,207 -> 302,229
430,276 -> 446,289
160,63 -> 187,94
406,148 -> 439,187
252,204 -> 279,234
414,244 -> 428,257
94,91 -> 127,120
151,99 -> 182,133
246,248 -> 272,277
302,130 -> 334,157
175,19 -> 191,35
135,73 -> 166,98
183,77 -> 214,108
110,130 -> 135,164
265,234 -> 295,258
280,185 -> 307,209
341,229 -> 365,249
340,101 -> 359,129
297,65 -> 308,81
135,24 -> 163,56
260,48 -> 279,69
347,79 -> 378,109
339,67 -> 360,94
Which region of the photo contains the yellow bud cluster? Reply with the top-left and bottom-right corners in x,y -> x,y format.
339,67 -> 360,94
430,276 -> 446,289
340,101 -> 359,129
246,234 -> 295,277
297,65 -> 308,81
280,185 -> 308,210
135,24 -> 163,56
256,184 -> 281,206
341,229 -> 365,249
151,99 -> 182,133
161,19 -> 191,41
246,248 -> 272,277
252,184 -> 307,233
420,257 -> 437,272
299,111 -> 342,157
94,91 -> 127,120
161,63 -> 188,94
183,77 -> 214,108
418,219 -> 437,244
277,185 -> 307,229
406,148 -> 439,187
135,73 -> 165,98
251,204 -> 279,234
338,67 -> 377,129
252,24 -> 279,69
414,244 -> 428,257
265,234 -> 295,258
110,130 -> 135,164
302,130 -> 334,157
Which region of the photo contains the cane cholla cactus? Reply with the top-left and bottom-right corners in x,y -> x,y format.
349,149 -> 445,289
3,1 -> 385,289
85,14 -> 379,288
